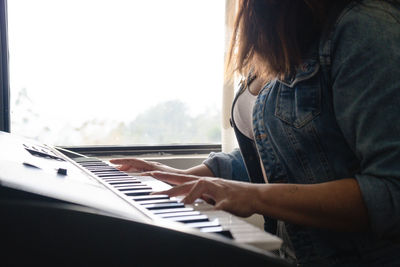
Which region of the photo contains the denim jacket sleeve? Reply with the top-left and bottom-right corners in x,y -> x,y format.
330,1 -> 400,238
202,148 -> 250,182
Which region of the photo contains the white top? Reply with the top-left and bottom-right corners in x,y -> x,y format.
232,87 -> 257,140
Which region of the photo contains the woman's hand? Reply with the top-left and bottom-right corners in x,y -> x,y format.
109,158 -> 185,174
110,158 -> 215,177
147,171 -> 259,218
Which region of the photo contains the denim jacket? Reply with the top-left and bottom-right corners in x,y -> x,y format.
204,0 -> 400,265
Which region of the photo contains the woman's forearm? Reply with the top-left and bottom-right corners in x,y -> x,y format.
253,178 -> 369,231
183,164 -> 215,177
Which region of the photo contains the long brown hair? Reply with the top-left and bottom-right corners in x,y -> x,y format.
226,0 -> 342,80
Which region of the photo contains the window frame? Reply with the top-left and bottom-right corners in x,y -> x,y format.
59,144 -> 221,158
0,0 -> 228,156
0,0 -> 9,133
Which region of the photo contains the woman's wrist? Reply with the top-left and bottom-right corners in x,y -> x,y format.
183,164 -> 215,177
249,183 -> 270,215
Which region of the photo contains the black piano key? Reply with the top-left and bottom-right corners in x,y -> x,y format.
96,175 -> 131,178
158,211 -> 201,218
96,174 -> 130,178
151,207 -> 194,214
118,186 -> 152,191
84,165 -> 114,168
114,184 -> 146,189
109,183 -> 143,188
101,177 -> 139,181
137,199 -> 178,205
84,165 -> 116,168
108,181 -> 143,185
166,215 -> 209,224
90,168 -> 124,171
101,175 -> 134,178
142,202 -> 185,210
82,166 -> 110,171
79,163 -> 109,167
87,165 -> 116,168
200,227 -> 234,239
131,195 -> 170,201
88,170 -> 121,173
103,180 -> 141,184
92,169 -> 126,173
98,176 -> 132,180
124,189 -> 153,196
94,173 -> 127,177
106,178 -> 139,182
216,230 -> 234,239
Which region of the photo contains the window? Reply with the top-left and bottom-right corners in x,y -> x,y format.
7,0 -> 226,146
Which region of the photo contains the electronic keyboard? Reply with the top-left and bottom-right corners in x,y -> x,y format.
0,131 -> 288,266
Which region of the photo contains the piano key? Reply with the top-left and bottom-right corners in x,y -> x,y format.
184,219 -> 220,229
85,165 -> 118,169
97,176 -> 132,179
109,183 -> 143,188
124,189 -> 153,196
166,215 -> 209,224
142,202 -> 185,210
94,173 -> 128,177
101,177 -> 139,181
94,170 -> 123,173
82,165 -> 110,168
131,195 -> 170,201
96,174 -> 131,178
92,170 -> 119,174
87,165 -> 117,169
84,166 -> 119,170
114,184 -> 147,189
200,227 -> 234,239
151,207 -> 194,214
118,186 -> 152,191
158,211 -> 201,218
199,226 -> 224,233
111,184 -> 148,188
79,163 -> 109,166
108,181 -> 143,185
137,199 -> 178,205
84,165 -> 120,171
73,157 -> 102,163
105,178 -> 140,182
88,169 -> 120,173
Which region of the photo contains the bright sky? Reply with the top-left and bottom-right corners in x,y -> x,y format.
7,0 -> 225,125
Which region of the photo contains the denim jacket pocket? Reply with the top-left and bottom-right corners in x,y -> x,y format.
274,62 -> 321,128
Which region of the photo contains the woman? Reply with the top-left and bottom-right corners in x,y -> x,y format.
111,0 -> 400,265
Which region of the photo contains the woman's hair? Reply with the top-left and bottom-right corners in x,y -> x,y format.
226,0 -> 398,80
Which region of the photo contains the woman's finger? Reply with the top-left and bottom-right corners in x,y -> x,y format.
114,164 -> 141,172
109,158 -> 138,165
181,178 -> 220,204
152,181 -> 196,197
118,165 -> 133,171
110,158 -> 154,172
